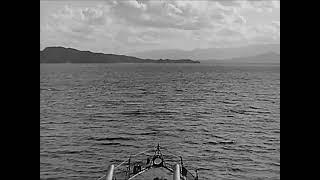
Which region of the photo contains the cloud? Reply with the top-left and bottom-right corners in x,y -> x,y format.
242,23 -> 280,44
216,28 -> 243,37
124,0 -> 147,10
272,20 -> 280,29
239,0 -> 280,13
106,0 -> 246,30
40,0 -> 280,53
42,4 -> 113,42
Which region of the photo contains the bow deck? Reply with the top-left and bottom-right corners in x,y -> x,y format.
98,144 -> 199,180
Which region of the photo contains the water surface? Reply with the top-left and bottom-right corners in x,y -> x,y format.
40,63 -> 280,180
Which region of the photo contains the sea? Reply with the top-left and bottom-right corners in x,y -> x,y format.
40,63 -> 280,180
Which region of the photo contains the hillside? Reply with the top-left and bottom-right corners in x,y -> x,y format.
40,47 -> 200,64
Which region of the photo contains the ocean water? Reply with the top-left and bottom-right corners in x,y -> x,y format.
40,63 -> 280,180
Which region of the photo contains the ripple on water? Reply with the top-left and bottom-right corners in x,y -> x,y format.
40,64 -> 280,180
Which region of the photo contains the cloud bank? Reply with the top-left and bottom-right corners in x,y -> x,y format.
40,0 -> 280,54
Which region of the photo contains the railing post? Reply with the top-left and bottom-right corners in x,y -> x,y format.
173,164 -> 181,180
195,169 -> 199,180
106,164 -> 114,180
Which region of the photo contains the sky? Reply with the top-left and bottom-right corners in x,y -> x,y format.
40,0 -> 280,54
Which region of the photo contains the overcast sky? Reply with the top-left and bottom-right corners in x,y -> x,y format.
40,0 -> 280,54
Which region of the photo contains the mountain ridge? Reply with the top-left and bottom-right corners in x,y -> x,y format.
130,44 -> 280,60
40,47 -> 200,64
200,52 -> 280,64
217,52 -> 280,63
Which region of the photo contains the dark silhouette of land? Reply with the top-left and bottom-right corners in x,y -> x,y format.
40,47 -> 200,64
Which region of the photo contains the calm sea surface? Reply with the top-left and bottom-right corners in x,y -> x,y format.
40,63 -> 280,180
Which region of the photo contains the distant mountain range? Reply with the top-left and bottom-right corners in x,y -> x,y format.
130,44 -> 280,61
209,52 -> 280,64
40,45 -> 280,64
40,47 -> 200,64
226,52 -> 280,63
